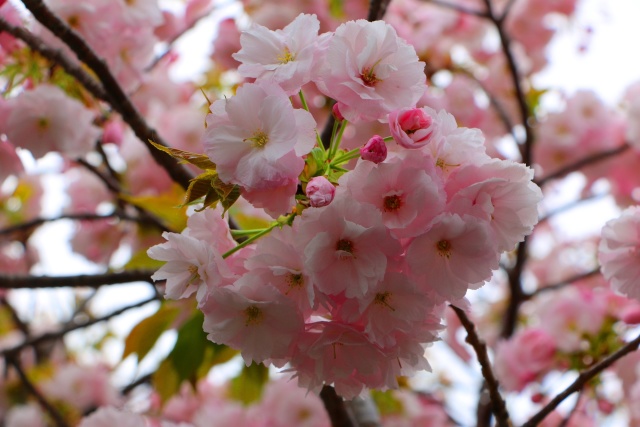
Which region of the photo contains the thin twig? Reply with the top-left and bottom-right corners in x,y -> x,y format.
5,356 -> 70,427
0,213 -> 149,238
522,332 -> 640,427
121,372 -> 153,395
527,268 -> 601,299
0,270 -> 155,289
423,0 -> 490,18
535,144 -> 630,187
20,0 -> 194,189
538,193 -> 607,224
1,296 -> 158,358
450,305 -> 510,427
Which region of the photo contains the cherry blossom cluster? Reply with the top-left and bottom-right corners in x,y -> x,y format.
148,13 -> 542,398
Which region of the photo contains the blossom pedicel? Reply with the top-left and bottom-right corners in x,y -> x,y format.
148,13 -> 542,399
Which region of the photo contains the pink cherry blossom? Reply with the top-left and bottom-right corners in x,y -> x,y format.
359,135 -> 387,163
233,13 -> 322,95
406,213 -> 499,300
494,328 -> 557,391
296,195 -> 402,298
201,275 -> 305,365
203,82 -> 316,190
2,84 -> 99,159
79,407 -> 146,427
599,206 -> 640,300
445,159 -> 542,251
314,19 -> 427,123
0,140 -> 23,183
340,152 -> 445,238
306,176 -> 335,207
147,232 -> 234,302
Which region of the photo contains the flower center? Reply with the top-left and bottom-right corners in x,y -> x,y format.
285,272 -> 304,293
187,264 -> 200,284
374,291 -> 395,311
436,240 -> 452,258
245,129 -> 269,148
37,117 -> 50,131
336,238 -> 356,260
383,194 -> 403,212
360,66 -> 381,87
277,47 -> 295,64
244,305 -> 263,326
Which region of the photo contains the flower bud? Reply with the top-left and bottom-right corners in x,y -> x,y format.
306,176 -> 335,207
332,102 -> 345,122
389,107 -> 435,149
360,135 -> 387,163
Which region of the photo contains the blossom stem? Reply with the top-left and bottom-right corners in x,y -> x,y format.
327,117 -> 343,161
383,136 -> 393,142
298,90 -> 325,152
230,228 -> 269,237
330,148 -> 361,166
222,222 -> 280,258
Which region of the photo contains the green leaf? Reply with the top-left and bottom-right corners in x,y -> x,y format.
184,177 -> 214,205
168,311 -> 208,385
153,358 -> 182,402
149,140 -> 216,170
120,186 -> 188,231
228,363 -> 269,405
123,249 -> 165,271
123,304 -> 180,362
371,390 -> 404,416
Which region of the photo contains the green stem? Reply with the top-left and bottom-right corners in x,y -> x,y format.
223,224 -> 278,259
330,148 -> 361,166
298,90 -> 325,152
230,228 -> 268,237
383,136 -> 393,142
329,120 -> 349,162
327,117 -> 341,161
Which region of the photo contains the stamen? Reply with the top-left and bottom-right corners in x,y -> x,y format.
436,240 -> 451,258
244,305 -> 263,326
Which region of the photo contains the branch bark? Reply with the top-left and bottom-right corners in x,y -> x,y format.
0,270 -> 155,289
522,332 -> 640,427
450,305 -> 510,427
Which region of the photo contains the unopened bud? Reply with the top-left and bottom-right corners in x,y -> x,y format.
332,103 -> 345,122
360,135 -> 387,163
306,176 -> 335,207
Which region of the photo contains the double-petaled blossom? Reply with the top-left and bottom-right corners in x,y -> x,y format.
201,275 -> 305,365
314,19 -> 427,123
203,82 -> 316,216
1,84 -> 99,159
599,206 -> 640,301
406,213 -> 499,301
233,13 -> 323,95
296,195 -> 402,299
340,152 -> 445,238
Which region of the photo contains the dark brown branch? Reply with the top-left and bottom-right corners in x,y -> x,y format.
121,372 -> 153,395
423,0 -> 490,18
1,296 -> 158,358
536,143 -> 630,187
367,0 -> 392,21
0,270 -> 155,289
320,385 -> 356,427
522,332 -> 640,427
0,213 -> 149,238
450,305 -> 510,427
20,0 -> 194,190
482,0 -> 533,164
527,268 -> 601,299
6,356 -> 70,427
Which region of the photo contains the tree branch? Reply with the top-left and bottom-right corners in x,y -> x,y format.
522,332 -> 640,427
535,143 -> 630,187
367,0 -> 392,21
1,296 -> 158,358
527,268 -> 601,299
320,385 -> 356,427
0,270 -> 155,289
19,0 -> 194,190
5,356 -> 70,427
450,305 -> 510,427
0,213 -> 154,238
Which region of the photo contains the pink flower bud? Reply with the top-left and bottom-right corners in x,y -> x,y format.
621,305 -> 640,324
101,119 -> 125,146
389,107 -> 435,149
332,102 -> 345,122
360,135 -> 387,163
306,176 -> 335,207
